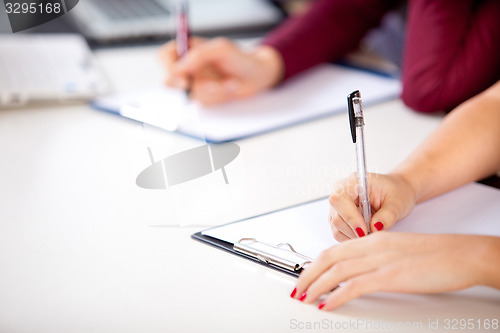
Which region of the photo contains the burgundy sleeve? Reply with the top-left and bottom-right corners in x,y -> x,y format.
401,0 -> 500,113
261,0 -> 400,80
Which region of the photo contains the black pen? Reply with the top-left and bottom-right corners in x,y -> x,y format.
348,90 -> 371,235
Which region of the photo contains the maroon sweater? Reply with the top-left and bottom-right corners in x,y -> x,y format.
263,0 -> 500,113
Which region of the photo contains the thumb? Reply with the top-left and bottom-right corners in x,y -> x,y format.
370,203 -> 400,233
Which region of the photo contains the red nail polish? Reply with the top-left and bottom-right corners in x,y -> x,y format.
290,288 -> 297,298
356,227 -> 365,237
374,221 -> 384,231
299,292 -> 307,302
318,301 -> 326,310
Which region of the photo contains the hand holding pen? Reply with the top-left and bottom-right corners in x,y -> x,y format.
328,172 -> 417,241
327,91 -> 416,241
159,20 -> 284,105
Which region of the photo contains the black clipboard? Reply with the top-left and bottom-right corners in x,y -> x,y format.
191,232 -> 304,278
191,197 -> 327,278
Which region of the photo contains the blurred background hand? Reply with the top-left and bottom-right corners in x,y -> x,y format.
160,37 -> 284,106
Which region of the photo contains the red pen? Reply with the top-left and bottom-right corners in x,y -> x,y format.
176,0 -> 191,98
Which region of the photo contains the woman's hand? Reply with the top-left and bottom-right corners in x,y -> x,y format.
328,173 -> 417,241
159,37 -> 284,106
291,232 -> 499,310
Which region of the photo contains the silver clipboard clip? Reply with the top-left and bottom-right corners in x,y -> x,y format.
233,238 -> 313,273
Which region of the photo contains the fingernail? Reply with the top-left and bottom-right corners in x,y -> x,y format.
299,292 -> 307,302
374,221 -> 384,231
290,288 -> 297,298
356,227 -> 365,237
318,301 -> 326,310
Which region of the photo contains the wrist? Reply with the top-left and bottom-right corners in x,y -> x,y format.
389,170 -> 420,204
252,45 -> 285,90
391,156 -> 432,203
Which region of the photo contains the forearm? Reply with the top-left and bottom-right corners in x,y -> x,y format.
393,81 -> 500,202
472,236 -> 500,289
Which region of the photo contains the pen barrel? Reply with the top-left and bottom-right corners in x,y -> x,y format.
355,122 -> 372,232
176,1 -> 189,58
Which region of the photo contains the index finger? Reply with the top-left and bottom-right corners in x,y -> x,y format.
293,239 -> 368,300
159,37 -> 207,69
175,37 -> 239,74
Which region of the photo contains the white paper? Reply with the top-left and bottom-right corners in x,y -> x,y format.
202,183 -> 500,260
93,64 -> 401,142
205,199 -> 334,260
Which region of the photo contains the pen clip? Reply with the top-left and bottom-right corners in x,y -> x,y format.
347,90 -> 360,143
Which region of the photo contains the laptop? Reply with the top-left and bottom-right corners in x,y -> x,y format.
0,34 -> 110,108
70,0 -> 284,43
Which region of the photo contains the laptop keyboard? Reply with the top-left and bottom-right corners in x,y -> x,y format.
88,0 -> 170,20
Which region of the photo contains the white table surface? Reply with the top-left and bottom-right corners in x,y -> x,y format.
1,44 -> 498,333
